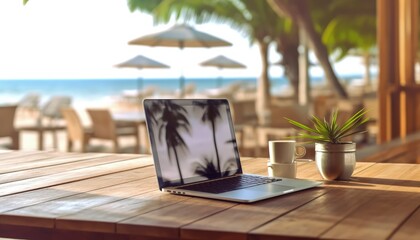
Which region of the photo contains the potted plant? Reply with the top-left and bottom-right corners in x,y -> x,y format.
285,108 -> 369,180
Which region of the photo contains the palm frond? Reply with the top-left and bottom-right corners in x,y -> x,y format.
286,108 -> 369,144
285,118 -> 318,134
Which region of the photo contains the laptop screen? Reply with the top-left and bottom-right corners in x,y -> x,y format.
144,99 -> 242,189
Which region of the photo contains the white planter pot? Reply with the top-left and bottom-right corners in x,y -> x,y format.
315,142 -> 356,180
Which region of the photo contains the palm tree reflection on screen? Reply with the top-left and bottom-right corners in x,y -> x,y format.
194,100 -> 223,175
146,100 -> 191,184
145,100 -> 163,125
194,157 -> 239,179
194,157 -> 219,179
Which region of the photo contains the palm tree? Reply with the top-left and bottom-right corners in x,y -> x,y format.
157,100 -> 191,184
268,0 -> 349,99
319,0 -> 376,88
194,100 -> 222,175
275,27 -> 300,101
127,0 -> 288,124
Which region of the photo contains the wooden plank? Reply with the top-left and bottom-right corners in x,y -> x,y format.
0,156 -> 153,196
117,197 -> 236,239
391,206 -> 420,240
0,150 -> 61,162
181,188 -> 327,240
0,224 -> 52,240
56,190 -> 188,233
0,152 -> 110,173
318,163 -> 420,239
0,223 -> 134,240
0,154 -> 147,184
249,188 -> 374,239
349,163 -> 420,192
0,150 -> 43,158
0,167 -> 154,214
322,192 -> 420,239
0,176 -> 158,229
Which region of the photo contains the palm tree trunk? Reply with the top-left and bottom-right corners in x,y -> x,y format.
173,148 -> 184,185
256,40 -> 271,125
276,34 -> 299,102
363,52 -> 371,90
211,121 -> 221,175
269,0 -> 348,99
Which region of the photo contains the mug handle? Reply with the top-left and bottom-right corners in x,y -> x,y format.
295,145 -> 306,158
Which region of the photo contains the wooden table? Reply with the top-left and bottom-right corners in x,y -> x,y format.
112,112 -> 146,125
16,125 -> 66,150
0,150 -> 418,240
112,112 -> 149,153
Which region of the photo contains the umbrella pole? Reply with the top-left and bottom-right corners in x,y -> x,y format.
180,75 -> 185,98
179,45 -> 185,98
218,67 -> 222,88
137,68 -> 143,98
137,76 -> 143,112
137,77 -> 143,93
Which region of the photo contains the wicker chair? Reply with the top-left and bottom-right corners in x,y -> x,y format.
0,105 -> 19,150
17,93 -> 40,117
61,108 -> 92,152
87,109 -> 140,153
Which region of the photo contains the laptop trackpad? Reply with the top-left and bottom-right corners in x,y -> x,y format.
221,183 -> 295,200
247,183 -> 295,193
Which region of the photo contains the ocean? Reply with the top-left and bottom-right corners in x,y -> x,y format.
0,75 -> 363,108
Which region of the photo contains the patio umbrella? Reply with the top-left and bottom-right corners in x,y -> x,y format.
128,24 -> 232,97
115,55 -> 169,93
200,55 -> 246,87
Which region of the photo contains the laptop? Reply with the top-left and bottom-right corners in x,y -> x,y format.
143,99 -> 321,203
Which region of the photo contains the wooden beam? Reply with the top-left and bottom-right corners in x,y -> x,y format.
377,0 -> 419,143
398,0 -> 418,137
377,0 -> 398,143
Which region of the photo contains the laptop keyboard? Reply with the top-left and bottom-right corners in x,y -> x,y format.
176,175 -> 282,194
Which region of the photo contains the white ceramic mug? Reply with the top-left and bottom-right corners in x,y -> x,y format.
268,140 -> 306,164
267,162 -> 297,178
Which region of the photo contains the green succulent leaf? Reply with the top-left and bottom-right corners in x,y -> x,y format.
285,108 -> 369,144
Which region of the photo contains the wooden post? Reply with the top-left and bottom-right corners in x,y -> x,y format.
298,28 -> 310,106
377,0 -> 397,143
398,0 -> 418,136
377,0 -> 419,143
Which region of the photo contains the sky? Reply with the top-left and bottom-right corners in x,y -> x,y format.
0,0 -> 366,80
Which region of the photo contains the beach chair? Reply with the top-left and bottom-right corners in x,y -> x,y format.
17,93 -> 40,117
183,83 -> 196,96
122,86 -> 155,103
61,108 -> 92,152
40,96 -> 72,123
230,99 -> 258,154
0,105 -> 19,150
87,109 -> 140,153
206,83 -> 242,101
37,96 -> 72,149
175,83 -> 196,98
